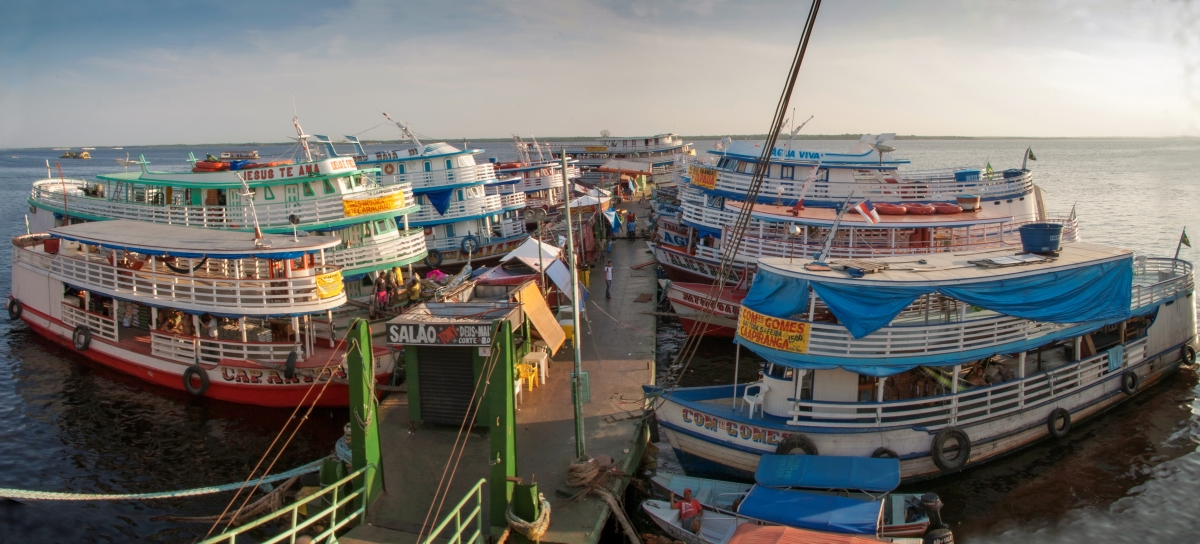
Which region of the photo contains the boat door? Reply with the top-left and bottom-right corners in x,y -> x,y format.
284,184 -> 300,212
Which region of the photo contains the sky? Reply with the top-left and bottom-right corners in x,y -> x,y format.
1,0 -> 1197,147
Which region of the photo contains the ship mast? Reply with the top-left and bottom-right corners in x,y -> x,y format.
382,112 -> 422,148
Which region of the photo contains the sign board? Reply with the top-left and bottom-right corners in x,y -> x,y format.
737,307 -> 810,354
689,165 -> 718,190
387,322 -> 493,346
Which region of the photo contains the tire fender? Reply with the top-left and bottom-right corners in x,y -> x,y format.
775,434 -> 818,456
871,447 -> 899,459
183,365 -> 210,396
425,249 -> 443,268
72,325 -> 91,351
7,298 -> 22,320
1182,345 -> 1196,367
1121,370 -> 1139,395
930,427 -> 971,473
284,351 -> 298,380
1047,407 -> 1071,439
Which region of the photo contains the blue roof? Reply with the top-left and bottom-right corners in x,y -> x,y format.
754,455 -> 900,493
736,486 -> 882,535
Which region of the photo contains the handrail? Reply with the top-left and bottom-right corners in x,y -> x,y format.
409,194 -> 504,224
420,478 -> 486,544
384,163 -> 498,190
704,169 -> 1034,202
201,464 -> 377,544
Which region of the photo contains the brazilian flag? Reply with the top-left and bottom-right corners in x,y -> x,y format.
1183,230 -> 1191,248
1027,149 -> 1037,161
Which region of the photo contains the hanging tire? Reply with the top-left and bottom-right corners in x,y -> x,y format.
1047,408 -> 1071,439
930,427 -> 971,473
1182,345 -> 1196,367
7,298 -> 21,320
1121,370 -> 1139,395
871,447 -> 899,459
646,411 -> 661,444
72,325 -> 91,351
183,365 -> 209,396
775,434 -> 818,456
460,235 -> 480,254
284,351 -> 298,380
425,249 -> 442,267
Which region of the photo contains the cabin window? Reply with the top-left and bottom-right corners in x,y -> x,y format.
781,165 -> 795,180
374,220 -> 388,234
302,182 -> 315,197
457,189 -> 464,201
322,180 -> 336,194
397,164 -> 405,174
732,161 -> 744,173
424,161 -> 432,172
459,157 -> 471,167
353,175 -> 364,187
445,224 -> 456,238
744,163 -> 756,175
445,159 -> 453,170
264,187 -> 275,200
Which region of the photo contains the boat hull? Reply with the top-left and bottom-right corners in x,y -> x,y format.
662,281 -> 743,338
421,236 -> 529,268
653,245 -> 749,285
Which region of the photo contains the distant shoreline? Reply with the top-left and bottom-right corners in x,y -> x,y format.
9,134 -> 1195,151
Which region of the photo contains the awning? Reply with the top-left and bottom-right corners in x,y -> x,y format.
737,486 -> 882,536
501,238 -> 562,273
754,455 -> 900,493
50,219 -> 341,260
512,282 -> 564,355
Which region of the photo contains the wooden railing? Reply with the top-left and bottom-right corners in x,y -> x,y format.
61,304 -> 118,342
151,332 -> 301,365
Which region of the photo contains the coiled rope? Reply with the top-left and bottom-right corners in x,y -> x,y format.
0,459 -> 322,501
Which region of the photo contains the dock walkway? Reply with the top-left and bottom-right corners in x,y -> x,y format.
344,198 -> 657,544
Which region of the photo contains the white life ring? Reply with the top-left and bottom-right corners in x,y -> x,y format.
383,163 -> 396,175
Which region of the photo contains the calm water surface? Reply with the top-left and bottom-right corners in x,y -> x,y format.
2,138 -> 1199,542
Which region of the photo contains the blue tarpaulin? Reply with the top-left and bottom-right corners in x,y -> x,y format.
754,455 -> 900,493
424,189 -> 453,216
736,486 -> 882,535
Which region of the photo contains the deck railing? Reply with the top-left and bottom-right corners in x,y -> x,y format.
499,192 -> 526,211
200,464 -> 376,544
707,169 -> 1034,202
61,304 -> 118,342
419,478 -> 486,544
384,163 -> 498,190
30,180 -> 415,230
151,332 -> 301,365
324,228 -> 428,271
784,338 -> 1147,430
410,194 -> 504,224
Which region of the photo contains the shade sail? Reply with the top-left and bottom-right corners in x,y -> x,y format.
754,455 -> 900,493
424,189 -> 453,215
737,486 -> 882,536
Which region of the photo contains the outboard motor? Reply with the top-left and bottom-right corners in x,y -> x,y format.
920,492 -> 954,544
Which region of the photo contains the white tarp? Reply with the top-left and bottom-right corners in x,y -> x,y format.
569,195 -> 611,208
545,259 -> 574,299
597,159 -> 652,174
500,237 -> 562,273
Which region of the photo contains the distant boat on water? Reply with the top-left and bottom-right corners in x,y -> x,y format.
60,150 -> 91,159
219,150 -> 260,160
81,147 -> 95,150
111,147 -> 123,150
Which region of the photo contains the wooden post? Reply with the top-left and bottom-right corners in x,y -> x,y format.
346,318 -> 383,510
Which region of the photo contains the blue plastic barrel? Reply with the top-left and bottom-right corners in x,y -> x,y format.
1019,223 -> 1064,253
954,169 -> 981,182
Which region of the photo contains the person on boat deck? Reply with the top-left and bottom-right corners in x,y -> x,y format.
160,310 -> 184,334
201,314 -> 219,339
670,488 -> 703,533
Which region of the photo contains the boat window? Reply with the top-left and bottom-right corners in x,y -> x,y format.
799,371 -> 813,400
353,175 -> 364,187
445,224 -> 456,238
744,163 -> 756,175
424,161 -> 432,172
445,159 -> 453,170
459,157 -> 471,167
322,180 -> 336,194
765,363 -> 794,380
264,187 -> 275,200
374,220 -> 388,234
781,165 -> 795,180
397,164 -> 405,174
733,161 -> 746,173
302,182 -> 315,197
457,190 -> 464,201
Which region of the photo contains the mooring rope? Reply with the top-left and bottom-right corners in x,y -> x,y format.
0,459 -> 322,501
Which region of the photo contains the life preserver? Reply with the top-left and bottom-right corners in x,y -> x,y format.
284,351 -> 298,380
905,203 -> 936,215
1047,407 -> 1071,438
932,203 -> 963,214
1121,370 -> 1139,395
775,434 -> 818,456
183,365 -> 210,396
461,235 -> 480,254
425,249 -> 443,267
871,447 -> 899,459
1182,345 -> 1197,367
72,325 -> 91,351
874,203 -> 907,215
382,163 -> 396,175
7,298 -> 21,320
930,427 -> 971,472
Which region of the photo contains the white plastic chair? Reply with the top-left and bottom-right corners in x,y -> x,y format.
514,378 -> 523,407
743,383 -> 769,419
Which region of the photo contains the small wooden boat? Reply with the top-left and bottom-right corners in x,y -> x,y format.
641,499 -> 922,544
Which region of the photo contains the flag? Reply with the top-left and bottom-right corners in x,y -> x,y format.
985,162 -> 994,174
1027,149 -> 1037,161
851,199 -> 881,225
1183,229 -> 1191,248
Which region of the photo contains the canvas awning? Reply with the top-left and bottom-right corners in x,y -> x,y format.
512,282 -> 564,354
754,455 -> 900,493
726,523 -> 887,544
501,238 -> 562,273
737,486 -> 883,536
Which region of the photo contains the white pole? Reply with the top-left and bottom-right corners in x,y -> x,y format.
732,343 -> 741,409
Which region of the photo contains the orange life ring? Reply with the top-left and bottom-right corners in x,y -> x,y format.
875,203 -> 907,215
383,163 -> 396,175
906,203 -> 936,215
932,203 -> 963,214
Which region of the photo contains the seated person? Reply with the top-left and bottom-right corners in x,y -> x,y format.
670,488 -> 703,533
964,364 -> 987,387
201,314 -> 219,339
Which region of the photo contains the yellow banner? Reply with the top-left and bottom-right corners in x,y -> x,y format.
343,192 -> 405,217
585,146 -> 608,152
689,165 -> 718,190
737,307 -> 810,354
315,270 -> 344,299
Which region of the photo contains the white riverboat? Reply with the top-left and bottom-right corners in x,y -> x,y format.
650,241 -> 1197,482
545,132 -> 693,186
317,120 -> 528,268
491,137 -> 581,224
8,221 -> 392,407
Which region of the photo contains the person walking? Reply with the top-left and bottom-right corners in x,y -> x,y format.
604,260 -> 614,299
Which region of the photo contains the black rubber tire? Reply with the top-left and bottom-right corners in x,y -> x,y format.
871,447 -> 899,459
1182,345 -> 1196,367
425,249 -> 442,268
183,365 -> 209,396
1121,370 -> 1139,395
775,434 -> 818,456
72,325 -> 91,351
923,527 -> 955,544
7,298 -> 21,320
1047,407 -> 1071,439
930,427 -> 971,473
284,351 -> 298,380
646,411 -> 661,444
460,235 -> 480,254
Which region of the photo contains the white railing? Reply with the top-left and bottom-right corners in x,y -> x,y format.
410,195 -> 503,224
61,303 -> 118,342
48,253 -> 346,313
499,192 -> 526,210
31,180 -> 416,230
707,170 -> 1034,203
151,332 -> 301,365
325,229 -> 427,272
498,217 -> 526,238
383,164 -> 497,190
783,338 -> 1146,430
1133,258 -> 1195,308
510,167 -> 579,192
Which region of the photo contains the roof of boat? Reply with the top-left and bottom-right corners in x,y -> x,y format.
757,241 -> 1132,287
754,454 -> 900,493
710,141 -> 910,166
50,220 -> 341,257
737,486 -> 883,535
726,523 -> 888,544
741,201 -> 1014,227
357,142 -> 482,163
96,156 -> 365,188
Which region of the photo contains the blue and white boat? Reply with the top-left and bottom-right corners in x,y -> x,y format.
490,137 -> 580,225
650,240 -> 1196,482
545,132 -> 693,186
315,119 -> 528,268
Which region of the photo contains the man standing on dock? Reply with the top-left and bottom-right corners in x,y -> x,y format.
604,260 -> 614,299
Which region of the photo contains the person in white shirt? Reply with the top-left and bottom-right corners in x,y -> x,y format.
604,260 -> 614,299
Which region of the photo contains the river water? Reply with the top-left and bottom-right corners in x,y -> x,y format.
1,138 -> 1198,542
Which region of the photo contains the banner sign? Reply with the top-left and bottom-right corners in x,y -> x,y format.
386,322 -> 493,346
315,271 -> 344,299
343,191 -> 405,217
737,307 -> 810,354
689,165 -> 718,190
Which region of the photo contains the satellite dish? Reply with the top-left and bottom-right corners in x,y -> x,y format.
866,133 -> 897,164
600,129 -> 611,138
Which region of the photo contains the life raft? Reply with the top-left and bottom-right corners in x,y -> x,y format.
874,203 -> 908,215
905,203 -> 936,215
932,203 -> 963,214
